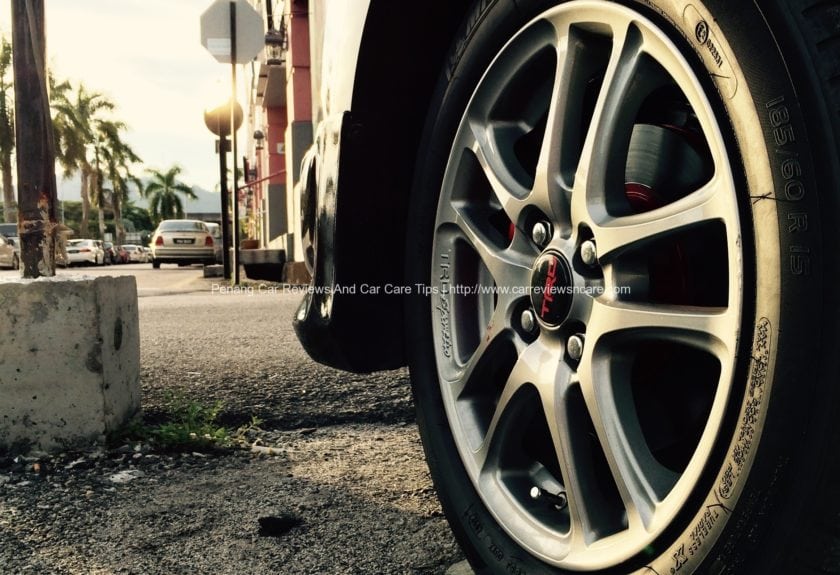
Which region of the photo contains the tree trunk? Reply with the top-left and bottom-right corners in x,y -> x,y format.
1,152 -> 14,223
113,191 -> 125,245
80,165 -> 90,237
96,180 -> 106,240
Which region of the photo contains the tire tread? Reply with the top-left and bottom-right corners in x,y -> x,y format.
775,3 -> 840,572
796,0 -> 840,122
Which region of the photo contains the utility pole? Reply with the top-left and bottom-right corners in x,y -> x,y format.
229,0 -> 241,285
218,134 -> 231,279
12,0 -> 58,277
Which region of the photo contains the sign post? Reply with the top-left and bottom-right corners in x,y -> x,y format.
201,0 -> 264,285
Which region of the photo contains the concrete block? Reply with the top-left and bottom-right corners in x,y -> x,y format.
0,275 -> 140,454
203,264 -> 223,278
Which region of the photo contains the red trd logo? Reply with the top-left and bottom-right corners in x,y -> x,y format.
530,251 -> 572,327
540,257 -> 557,319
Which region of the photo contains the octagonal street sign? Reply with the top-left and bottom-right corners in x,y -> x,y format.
201,0 -> 265,64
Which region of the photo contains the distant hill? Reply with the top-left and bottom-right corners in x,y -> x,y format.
57,175 -> 222,214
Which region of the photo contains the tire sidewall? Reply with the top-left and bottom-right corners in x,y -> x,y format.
406,0 -> 829,574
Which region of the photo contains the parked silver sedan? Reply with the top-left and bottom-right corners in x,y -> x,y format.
150,219 -> 215,269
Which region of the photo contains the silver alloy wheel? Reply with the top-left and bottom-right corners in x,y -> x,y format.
431,1 -> 743,570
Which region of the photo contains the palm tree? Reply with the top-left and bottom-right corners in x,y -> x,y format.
98,122 -> 141,244
0,36 -> 15,223
143,165 -> 197,223
51,83 -> 115,237
89,119 -> 136,239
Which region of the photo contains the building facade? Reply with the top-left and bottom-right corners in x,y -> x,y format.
239,0 -> 316,280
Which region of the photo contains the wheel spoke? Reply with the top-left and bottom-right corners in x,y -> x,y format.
571,23 -> 671,228
535,371 -> 599,547
593,176 -> 731,261
571,22 -> 642,222
588,298 -> 736,359
576,348 -> 679,529
528,19 -> 576,228
467,124 -> 532,226
574,300 -> 735,530
437,199 -> 533,289
448,299 -> 525,396
474,339 -> 564,470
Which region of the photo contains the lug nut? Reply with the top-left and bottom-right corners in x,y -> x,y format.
520,309 -> 538,334
580,240 -> 598,266
531,221 -> 552,248
530,486 -> 568,510
567,334 -> 585,361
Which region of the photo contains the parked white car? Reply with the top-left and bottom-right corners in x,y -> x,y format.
121,244 -> 148,263
204,222 -> 223,263
66,239 -> 105,266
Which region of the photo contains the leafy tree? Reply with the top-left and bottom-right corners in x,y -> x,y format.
143,165 -> 197,223
122,202 -> 153,233
0,36 -> 14,223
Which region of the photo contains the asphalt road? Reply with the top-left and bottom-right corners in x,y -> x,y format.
0,263 -> 467,574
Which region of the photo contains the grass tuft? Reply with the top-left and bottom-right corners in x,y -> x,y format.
111,392 -> 262,452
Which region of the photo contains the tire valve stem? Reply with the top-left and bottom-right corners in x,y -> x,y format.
530,486 -> 568,510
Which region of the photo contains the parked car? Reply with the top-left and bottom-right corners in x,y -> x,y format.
121,244 -> 148,263
113,245 -> 130,264
0,222 -> 17,238
102,241 -> 117,265
204,222 -> 223,263
292,2 -> 840,574
0,234 -> 18,269
150,219 -> 215,268
66,239 -> 105,266
1,223 -> 70,268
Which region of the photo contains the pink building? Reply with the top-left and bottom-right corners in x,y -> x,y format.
242,0 -> 314,282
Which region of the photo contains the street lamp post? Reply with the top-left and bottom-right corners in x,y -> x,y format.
200,0 -> 263,284
204,100 -> 242,282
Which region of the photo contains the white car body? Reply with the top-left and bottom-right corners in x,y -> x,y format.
0,234 -> 17,269
66,239 -> 104,266
151,220 -> 215,268
121,244 -> 148,263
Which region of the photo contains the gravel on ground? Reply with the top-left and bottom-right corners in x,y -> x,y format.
0,277 -> 466,574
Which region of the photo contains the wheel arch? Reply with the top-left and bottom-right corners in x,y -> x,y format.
297,0 -> 474,372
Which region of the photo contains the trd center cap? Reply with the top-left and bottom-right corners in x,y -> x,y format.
530,251 -> 574,327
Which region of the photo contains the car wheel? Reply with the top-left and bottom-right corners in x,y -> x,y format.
11,254 -> 18,270
406,1 -> 840,573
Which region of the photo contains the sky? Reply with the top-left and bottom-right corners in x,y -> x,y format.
0,0 -> 246,195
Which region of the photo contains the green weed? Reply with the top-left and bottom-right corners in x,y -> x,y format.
111,392 -> 262,452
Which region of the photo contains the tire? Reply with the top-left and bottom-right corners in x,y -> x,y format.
11,254 -> 18,270
405,1 -> 840,574
152,260 -> 160,269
